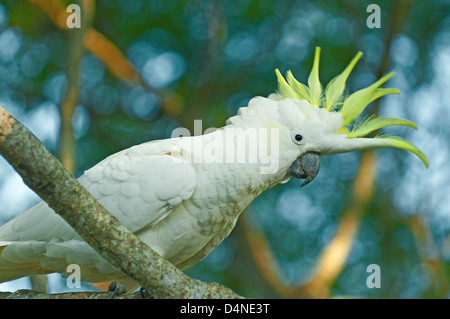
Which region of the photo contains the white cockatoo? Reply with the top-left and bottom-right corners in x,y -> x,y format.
0,47 -> 428,290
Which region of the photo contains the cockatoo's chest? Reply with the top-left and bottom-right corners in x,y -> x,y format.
189,162 -> 264,234
141,162 -> 265,267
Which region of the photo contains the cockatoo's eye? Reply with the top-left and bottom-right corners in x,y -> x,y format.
291,130 -> 305,145
291,131 -> 305,145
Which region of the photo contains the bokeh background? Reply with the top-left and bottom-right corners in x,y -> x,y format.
0,0 -> 448,298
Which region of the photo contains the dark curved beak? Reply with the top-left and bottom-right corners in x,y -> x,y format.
288,152 -> 320,187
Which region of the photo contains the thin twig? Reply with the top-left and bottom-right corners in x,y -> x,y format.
59,0 -> 94,174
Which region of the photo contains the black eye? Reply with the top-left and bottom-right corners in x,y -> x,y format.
291,130 -> 305,145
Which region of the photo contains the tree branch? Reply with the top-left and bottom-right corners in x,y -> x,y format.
0,289 -> 141,299
0,107 -> 242,299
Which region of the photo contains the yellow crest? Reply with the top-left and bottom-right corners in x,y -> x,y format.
275,47 -> 429,167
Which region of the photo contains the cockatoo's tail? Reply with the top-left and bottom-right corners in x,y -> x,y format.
275,47 -> 429,174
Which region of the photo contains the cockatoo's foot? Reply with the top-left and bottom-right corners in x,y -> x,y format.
139,286 -> 148,299
108,280 -> 127,298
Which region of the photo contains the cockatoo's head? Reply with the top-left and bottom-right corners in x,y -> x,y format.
227,47 -> 428,186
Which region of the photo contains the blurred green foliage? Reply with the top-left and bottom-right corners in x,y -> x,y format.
0,0 -> 448,298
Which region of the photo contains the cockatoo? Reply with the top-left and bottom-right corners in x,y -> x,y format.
0,47 -> 428,291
